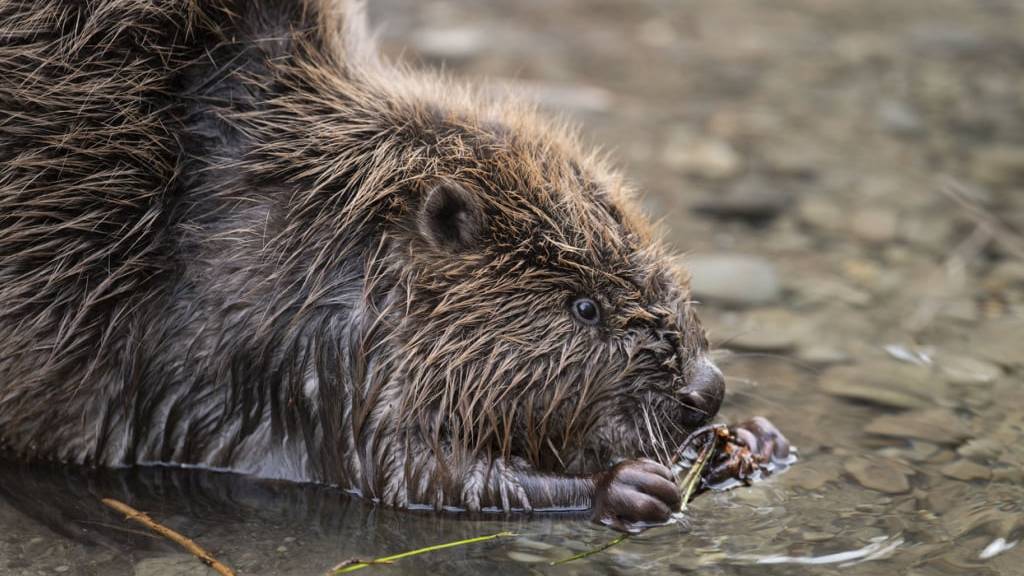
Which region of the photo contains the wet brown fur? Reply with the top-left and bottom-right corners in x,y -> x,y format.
0,0 -> 716,511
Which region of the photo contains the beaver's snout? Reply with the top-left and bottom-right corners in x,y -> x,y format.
678,356 -> 725,427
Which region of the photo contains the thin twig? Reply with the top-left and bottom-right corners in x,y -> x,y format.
100,498 -> 237,576
330,531 -> 516,574
939,177 -> 1024,260
549,534 -> 630,566
905,222 -> 992,332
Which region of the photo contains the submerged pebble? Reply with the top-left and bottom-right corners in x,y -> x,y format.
691,177 -> 790,221
506,551 -> 548,563
820,363 -> 931,409
957,437 -> 1003,460
940,460 -> 992,482
662,134 -> 742,179
134,555 -> 211,576
726,308 -> 807,352
514,538 -> 554,551
844,457 -> 912,494
821,380 -> 927,409
865,409 -> 971,444
685,254 -> 781,306
970,145 -> 1024,187
938,355 -> 1003,386
971,319 -> 1024,368
850,208 -> 900,245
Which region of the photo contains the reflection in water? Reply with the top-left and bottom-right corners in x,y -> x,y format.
735,535 -> 904,567
0,461 -> 554,575
980,538 -> 1019,561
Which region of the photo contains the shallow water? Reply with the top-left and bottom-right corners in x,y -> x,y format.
3,0 -> 1023,574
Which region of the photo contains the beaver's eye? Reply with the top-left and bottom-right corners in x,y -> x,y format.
571,298 -> 600,325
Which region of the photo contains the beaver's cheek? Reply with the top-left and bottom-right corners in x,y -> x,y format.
677,356 -> 725,427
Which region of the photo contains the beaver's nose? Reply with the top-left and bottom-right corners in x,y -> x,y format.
679,356 -> 725,427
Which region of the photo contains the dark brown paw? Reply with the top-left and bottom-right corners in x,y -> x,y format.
706,416 -> 792,486
591,459 -> 681,533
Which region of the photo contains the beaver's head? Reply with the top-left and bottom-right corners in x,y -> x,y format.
239,15 -> 722,475
376,101 -> 724,475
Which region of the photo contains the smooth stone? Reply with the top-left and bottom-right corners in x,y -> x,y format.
939,298 -> 981,323
845,458 -> 911,494
841,258 -> 893,292
726,308 -> 807,352
850,208 -> 900,245
761,139 -> 821,178
685,254 -> 781,306
940,460 -> 992,482
731,485 -> 772,506
411,27 -> 486,60
636,18 -> 676,48
901,216 -> 952,250
515,538 -> 554,551
957,438 -> 1003,460
797,343 -> 851,365
880,440 -> 941,463
506,551 -> 548,563
877,100 -> 923,136
792,276 -> 873,307
785,463 -> 841,491
970,146 -> 1024,187
691,177 -> 790,221
506,80 -> 613,114
662,133 -> 741,180
985,260 -> 1024,289
938,355 -> 1003,385
819,362 -> 933,409
903,441 -> 941,462
865,409 -> 971,444
928,449 -> 957,465
798,198 -> 846,233
993,468 -> 1024,484
970,319 -> 1024,368
909,24 -> 986,55
821,380 -> 927,409
134,555 -> 214,576
802,531 -> 837,542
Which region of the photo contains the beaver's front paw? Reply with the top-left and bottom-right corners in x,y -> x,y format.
591,459 -> 681,533
706,416 -> 792,486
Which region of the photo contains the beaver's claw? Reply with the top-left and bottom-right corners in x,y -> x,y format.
591,459 -> 681,533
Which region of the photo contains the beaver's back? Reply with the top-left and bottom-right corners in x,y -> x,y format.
0,1 -> 188,449
0,1 -> 299,462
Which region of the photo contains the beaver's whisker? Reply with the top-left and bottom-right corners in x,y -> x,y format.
662,394 -> 711,417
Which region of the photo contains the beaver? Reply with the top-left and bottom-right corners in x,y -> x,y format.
0,0 -> 790,532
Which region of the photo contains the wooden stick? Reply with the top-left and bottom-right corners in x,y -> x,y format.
101,498 -> 237,576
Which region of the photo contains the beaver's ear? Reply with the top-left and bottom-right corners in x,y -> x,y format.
418,181 -> 484,250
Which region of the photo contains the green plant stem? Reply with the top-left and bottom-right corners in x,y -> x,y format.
331,531 -> 516,574
549,534 -> 630,566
